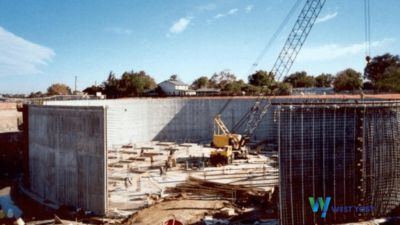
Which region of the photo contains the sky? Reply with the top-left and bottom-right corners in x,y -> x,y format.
1,0 -> 400,94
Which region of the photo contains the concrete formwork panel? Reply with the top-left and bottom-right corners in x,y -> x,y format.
28,105 -> 107,215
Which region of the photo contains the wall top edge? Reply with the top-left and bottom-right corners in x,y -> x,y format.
28,105 -> 105,110
274,102 -> 400,109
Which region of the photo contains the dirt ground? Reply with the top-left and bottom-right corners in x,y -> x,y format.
0,109 -> 21,132
121,194 -> 230,225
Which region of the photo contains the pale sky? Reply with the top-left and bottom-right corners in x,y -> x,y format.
1,0 -> 399,94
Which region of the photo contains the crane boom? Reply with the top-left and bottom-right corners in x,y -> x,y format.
271,0 -> 327,80
214,114 -> 231,136
215,0 -> 327,149
240,0 -> 327,141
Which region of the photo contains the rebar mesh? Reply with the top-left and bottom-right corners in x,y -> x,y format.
278,102 -> 400,225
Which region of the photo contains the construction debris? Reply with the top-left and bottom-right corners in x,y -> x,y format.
165,176 -> 272,206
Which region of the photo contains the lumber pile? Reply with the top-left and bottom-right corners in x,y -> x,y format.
165,176 -> 270,201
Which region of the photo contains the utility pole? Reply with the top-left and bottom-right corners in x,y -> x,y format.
75,76 -> 77,94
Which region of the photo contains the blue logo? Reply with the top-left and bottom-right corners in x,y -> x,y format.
309,197 -> 331,218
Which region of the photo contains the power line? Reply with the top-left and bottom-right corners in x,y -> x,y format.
245,0 -> 303,77
364,0 -> 371,59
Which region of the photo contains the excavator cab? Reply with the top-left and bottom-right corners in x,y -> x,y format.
212,114 -> 243,150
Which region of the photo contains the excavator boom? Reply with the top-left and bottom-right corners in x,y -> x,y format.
213,114 -> 230,136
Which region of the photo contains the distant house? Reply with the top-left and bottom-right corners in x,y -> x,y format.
74,91 -> 85,95
158,80 -> 196,96
291,87 -> 334,95
196,88 -> 221,96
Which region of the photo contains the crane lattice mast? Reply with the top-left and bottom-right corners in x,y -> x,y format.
239,0 -> 327,140
271,0 -> 327,81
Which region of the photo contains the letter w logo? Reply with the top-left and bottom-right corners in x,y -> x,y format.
309,197 -> 331,218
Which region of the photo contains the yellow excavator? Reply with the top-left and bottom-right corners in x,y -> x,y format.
212,114 -> 245,150
210,114 -> 249,165
209,145 -> 233,166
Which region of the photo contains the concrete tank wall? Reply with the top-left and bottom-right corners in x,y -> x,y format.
28,105 -> 107,215
46,98 -> 281,148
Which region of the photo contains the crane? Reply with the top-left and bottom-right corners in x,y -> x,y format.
241,0 -> 327,141
272,0 -> 327,80
213,0 -> 327,150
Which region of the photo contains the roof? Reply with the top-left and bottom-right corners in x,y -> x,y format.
160,80 -> 189,86
143,89 -> 157,93
179,89 -> 196,92
196,88 -> 221,92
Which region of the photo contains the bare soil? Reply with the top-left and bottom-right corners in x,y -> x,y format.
0,109 -> 21,132
121,194 -> 230,225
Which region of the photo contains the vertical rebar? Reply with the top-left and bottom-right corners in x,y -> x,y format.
289,106 -> 294,225
301,106 -> 305,225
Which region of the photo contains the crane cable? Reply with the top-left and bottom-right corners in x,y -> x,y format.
220,0 -> 302,124
245,0 -> 303,77
231,0 -> 303,132
365,0 -> 371,62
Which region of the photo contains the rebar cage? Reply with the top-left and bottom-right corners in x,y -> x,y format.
277,101 -> 400,225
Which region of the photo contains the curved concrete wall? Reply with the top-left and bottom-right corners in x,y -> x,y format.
46,98 -> 280,148
28,105 -> 107,215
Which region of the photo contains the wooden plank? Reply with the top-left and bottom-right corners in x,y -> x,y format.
108,176 -> 127,181
119,150 -> 138,154
108,163 -> 124,168
164,148 -> 180,151
179,144 -> 195,147
143,152 -> 164,156
128,157 -> 150,162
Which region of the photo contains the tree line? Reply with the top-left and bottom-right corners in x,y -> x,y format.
35,53 -> 400,97
280,53 -> 400,93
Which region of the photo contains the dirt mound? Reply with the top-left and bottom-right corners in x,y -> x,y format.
121,196 -> 228,225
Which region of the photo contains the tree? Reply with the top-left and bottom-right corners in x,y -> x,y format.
28,91 -> 43,98
28,92 -> 36,98
363,81 -> 374,90
223,80 -> 245,93
241,84 -> 262,93
82,85 -> 103,95
47,83 -> 72,95
375,66 -> 400,92
315,73 -> 334,87
119,70 -> 157,96
333,68 -> 363,92
364,53 -> 400,83
102,71 -> 121,98
191,76 -> 210,90
102,70 -> 157,98
283,71 -> 315,88
273,82 -> 292,95
210,71 -> 236,89
170,74 -> 178,81
248,70 -> 274,87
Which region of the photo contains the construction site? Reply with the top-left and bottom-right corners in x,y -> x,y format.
2,0 -> 400,225
0,95 -> 391,225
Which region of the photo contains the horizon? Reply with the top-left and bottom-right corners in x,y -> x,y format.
1,0 -> 399,94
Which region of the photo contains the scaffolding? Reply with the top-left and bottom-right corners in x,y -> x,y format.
277,101 -> 400,225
